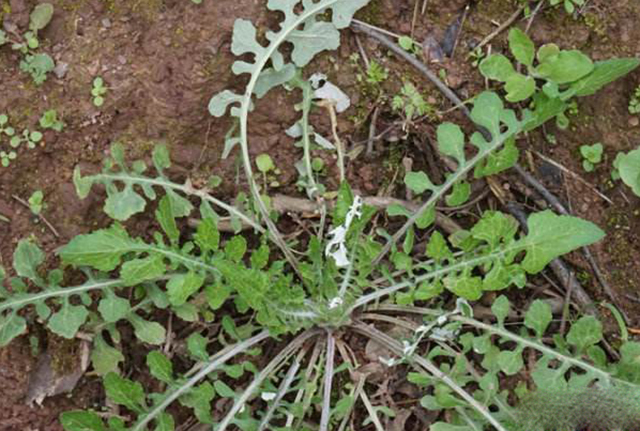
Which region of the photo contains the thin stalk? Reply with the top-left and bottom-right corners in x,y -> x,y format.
217,329 -> 321,431
353,246 -> 516,311
132,330 -> 270,431
351,322 -> 509,431
287,339 -> 323,428
291,76 -> 319,198
372,127 -> 517,265
360,389 -> 385,431
0,279 -> 122,312
453,315 -> 612,382
336,375 -> 365,431
257,346 -> 308,431
237,1 -> 351,278
94,173 -> 263,233
319,331 -> 336,431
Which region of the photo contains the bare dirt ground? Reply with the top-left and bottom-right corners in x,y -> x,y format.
1,0 -> 639,429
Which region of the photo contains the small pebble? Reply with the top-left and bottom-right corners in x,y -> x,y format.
117,55 -> 127,65
101,18 -> 111,28
629,117 -> 639,127
53,62 -> 69,79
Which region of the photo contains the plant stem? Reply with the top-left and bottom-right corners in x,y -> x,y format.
132,330 -> 270,431
351,321 -> 509,431
218,328 -> 320,431
319,331 -> 336,431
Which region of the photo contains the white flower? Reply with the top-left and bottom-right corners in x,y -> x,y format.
328,297 -> 343,309
325,196 -> 363,267
379,356 -> 397,367
261,392 -> 277,401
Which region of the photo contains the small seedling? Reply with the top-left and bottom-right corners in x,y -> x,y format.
7,4 -> 55,84
580,142 -> 603,172
628,85 -> 640,114
39,109 -> 64,132
255,153 -> 280,188
469,46 -> 486,68
92,77 -> 108,107
0,150 -> 17,167
398,36 -> 422,56
28,190 -> 45,216
392,82 -> 433,128
311,157 -> 325,173
0,114 -> 15,137
550,0 -> 584,14
366,60 -> 388,85
611,152 -> 623,180
11,129 -> 43,149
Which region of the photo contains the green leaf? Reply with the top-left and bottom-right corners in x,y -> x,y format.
48,302 -> 88,339
104,185 -> 146,221
154,413 -> 174,431
129,315 -> 166,345
290,22 -> 340,67
537,43 -> 560,63
60,224 -> 137,271
524,299 -> 552,337
0,313 -> 27,347
120,255 -> 166,286
426,231 -> 452,263
224,236 -> 247,262
167,272 -> 205,306
497,349 -> 523,375
147,351 -> 174,384
208,90 -> 243,117
437,123 -> 466,165
255,64 -> 297,98
60,410 -> 106,431
479,54 -> 515,82
569,58 -> 640,97
214,380 -> 236,398
519,210 -> 605,273
443,275 -> 482,300
156,195 -> 180,244
405,171 -> 437,194
256,153 -> 275,173
98,292 -> 130,323
567,315 -> 602,352
508,28 -> 535,67
195,218 -> 220,252
91,335 -> 124,375
187,333 -> 209,361
504,73 -> 536,102
445,181 -> 470,206
152,144 -> 171,171
13,239 -> 44,281
536,50 -> 594,84
29,3 -> 54,31
618,147 -> 640,196
491,295 -> 510,326
73,167 -> 94,199
180,382 -> 215,423
104,372 -> 146,413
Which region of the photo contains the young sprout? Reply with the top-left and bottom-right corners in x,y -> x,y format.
28,190 -> 44,216
256,154 -> 280,188
0,150 -> 17,167
580,142 -> 603,172
0,114 -> 15,137
11,129 -> 43,149
39,109 -> 65,132
92,77 -> 108,107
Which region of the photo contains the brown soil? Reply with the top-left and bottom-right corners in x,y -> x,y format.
1,0 -> 639,429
